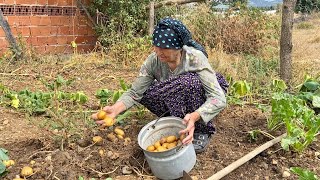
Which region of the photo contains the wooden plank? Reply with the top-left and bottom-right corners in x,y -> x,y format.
146,0 -> 205,9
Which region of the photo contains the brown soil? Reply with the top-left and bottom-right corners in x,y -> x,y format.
0,57 -> 319,180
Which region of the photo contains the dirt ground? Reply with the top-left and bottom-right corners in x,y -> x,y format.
0,57 -> 319,180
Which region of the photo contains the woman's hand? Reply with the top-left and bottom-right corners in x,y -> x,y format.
179,112 -> 201,145
91,101 -> 127,124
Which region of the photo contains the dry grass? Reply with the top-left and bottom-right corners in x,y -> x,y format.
292,14 -> 320,84
1,11 -> 319,88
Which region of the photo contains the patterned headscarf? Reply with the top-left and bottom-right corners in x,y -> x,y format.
152,17 -> 208,57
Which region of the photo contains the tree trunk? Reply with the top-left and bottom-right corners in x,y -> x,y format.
149,1 -> 155,35
280,0 -> 297,85
146,0 -> 205,9
0,9 -> 23,59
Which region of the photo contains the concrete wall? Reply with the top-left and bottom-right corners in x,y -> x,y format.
0,0 -> 97,54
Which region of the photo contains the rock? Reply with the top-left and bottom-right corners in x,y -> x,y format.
63,152 -> 71,160
264,176 -> 270,180
0,126 -> 4,130
3,120 -> 9,125
107,151 -> 113,158
53,129 -> 59,134
77,138 -> 90,147
122,166 -> 132,175
282,171 -> 290,178
111,152 -> 120,160
191,176 -> 199,180
272,159 -> 278,165
45,155 -> 52,162
315,152 -> 320,159
280,156 -> 286,160
260,151 -> 268,157
261,162 -> 269,170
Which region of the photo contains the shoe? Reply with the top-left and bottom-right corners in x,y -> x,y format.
193,133 -> 211,154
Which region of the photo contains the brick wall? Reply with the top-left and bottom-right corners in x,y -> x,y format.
0,0 -> 97,55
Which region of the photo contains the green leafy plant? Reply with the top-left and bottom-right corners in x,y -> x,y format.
270,92 -> 320,152
290,167 -> 319,180
271,79 -> 287,93
0,148 -> 9,176
95,89 -> 113,106
89,0 -> 150,47
296,75 -> 320,113
112,79 -> 131,103
231,80 -> 251,97
227,80 -> 252,105
248,130 -> 260,141
0,76 -> 88,115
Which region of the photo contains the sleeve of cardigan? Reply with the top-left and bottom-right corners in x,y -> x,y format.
117,53 -> 157,109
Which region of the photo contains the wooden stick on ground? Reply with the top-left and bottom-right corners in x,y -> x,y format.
146,0 -> 205,10
207,133 -> 287,180
0,9 -> 23,59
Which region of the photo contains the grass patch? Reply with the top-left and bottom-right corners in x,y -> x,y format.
296,22 -> 315,29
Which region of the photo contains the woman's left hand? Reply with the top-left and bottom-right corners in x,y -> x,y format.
179,112 -> 201,145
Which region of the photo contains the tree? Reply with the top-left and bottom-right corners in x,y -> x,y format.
280,0 -> 297,85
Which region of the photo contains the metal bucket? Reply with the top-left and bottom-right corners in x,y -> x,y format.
138,116 -> 196,180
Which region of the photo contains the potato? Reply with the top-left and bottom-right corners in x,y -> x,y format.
97,110 -> 107,120
167,142 -> 177,149
92,136 -> 103,145
13,176 -> 24,180
162,142 -> 169,149
3,160 -> 15,167
114,128 -> 125,136
157,146 -> 167,152
124,137 -> 131,143
172,141 -> 178,146
107,133 -> 117,142
103,116 -> 115,127
147,145 -> 156,151
154,141 -> 161,149
180,134 -> 186,141
21,166 -> 33,177
99,149 -> 105,156
117,135 -> 124,139
166,136 -> 177,143
160,137 -> 167,144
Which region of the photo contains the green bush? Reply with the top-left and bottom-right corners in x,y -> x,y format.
89,0 -> 150,47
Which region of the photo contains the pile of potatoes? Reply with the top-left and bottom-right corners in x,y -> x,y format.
92,127 -> 131,145
146,134 -> 185,152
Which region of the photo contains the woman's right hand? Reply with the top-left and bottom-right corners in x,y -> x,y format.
91,101 -> 127,125
91,105 -> 117,125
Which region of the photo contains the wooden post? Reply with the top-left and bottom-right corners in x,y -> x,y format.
280,0 -> 297,85
149,1 -> 155,35
0,9 -> 22,59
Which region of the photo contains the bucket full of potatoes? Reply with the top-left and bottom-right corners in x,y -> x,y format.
137,116 -> 196,180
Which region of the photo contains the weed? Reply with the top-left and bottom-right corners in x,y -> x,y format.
290,167 -> 319,180
296,22 -> 315,29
